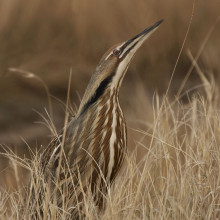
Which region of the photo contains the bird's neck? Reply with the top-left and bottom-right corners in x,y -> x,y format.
67,87 -> 125,156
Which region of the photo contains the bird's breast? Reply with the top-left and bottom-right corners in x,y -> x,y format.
65,90 -> 127,182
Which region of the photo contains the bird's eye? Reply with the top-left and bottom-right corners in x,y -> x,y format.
113,49 -> 121,56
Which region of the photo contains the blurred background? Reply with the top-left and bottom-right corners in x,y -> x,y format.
0,0 -> 219,187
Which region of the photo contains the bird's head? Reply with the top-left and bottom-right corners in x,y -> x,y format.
78,20 -> 163,115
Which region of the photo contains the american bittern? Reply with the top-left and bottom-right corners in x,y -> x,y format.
40,20 -> 163,218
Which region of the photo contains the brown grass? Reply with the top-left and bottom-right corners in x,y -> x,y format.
0,0 -> 220,219
1,69 -> 220,218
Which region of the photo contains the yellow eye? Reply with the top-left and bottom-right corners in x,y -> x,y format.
113,49 -> 121,56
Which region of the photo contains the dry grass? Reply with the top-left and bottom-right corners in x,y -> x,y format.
1,1 -> 220,219
1,65 -> 220,219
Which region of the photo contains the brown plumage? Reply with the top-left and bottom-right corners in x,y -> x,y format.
39,20 -> 163,219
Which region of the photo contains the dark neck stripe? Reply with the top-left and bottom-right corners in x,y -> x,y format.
80,73 -> 114,115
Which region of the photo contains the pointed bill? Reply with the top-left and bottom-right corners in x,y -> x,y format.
119,19 -> 163,59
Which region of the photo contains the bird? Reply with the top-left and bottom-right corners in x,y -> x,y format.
39,19 -> 163,219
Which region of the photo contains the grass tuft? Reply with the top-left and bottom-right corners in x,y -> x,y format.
1,68 -> 220,218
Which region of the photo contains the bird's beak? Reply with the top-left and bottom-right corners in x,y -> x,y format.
119,19 -> 163,59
